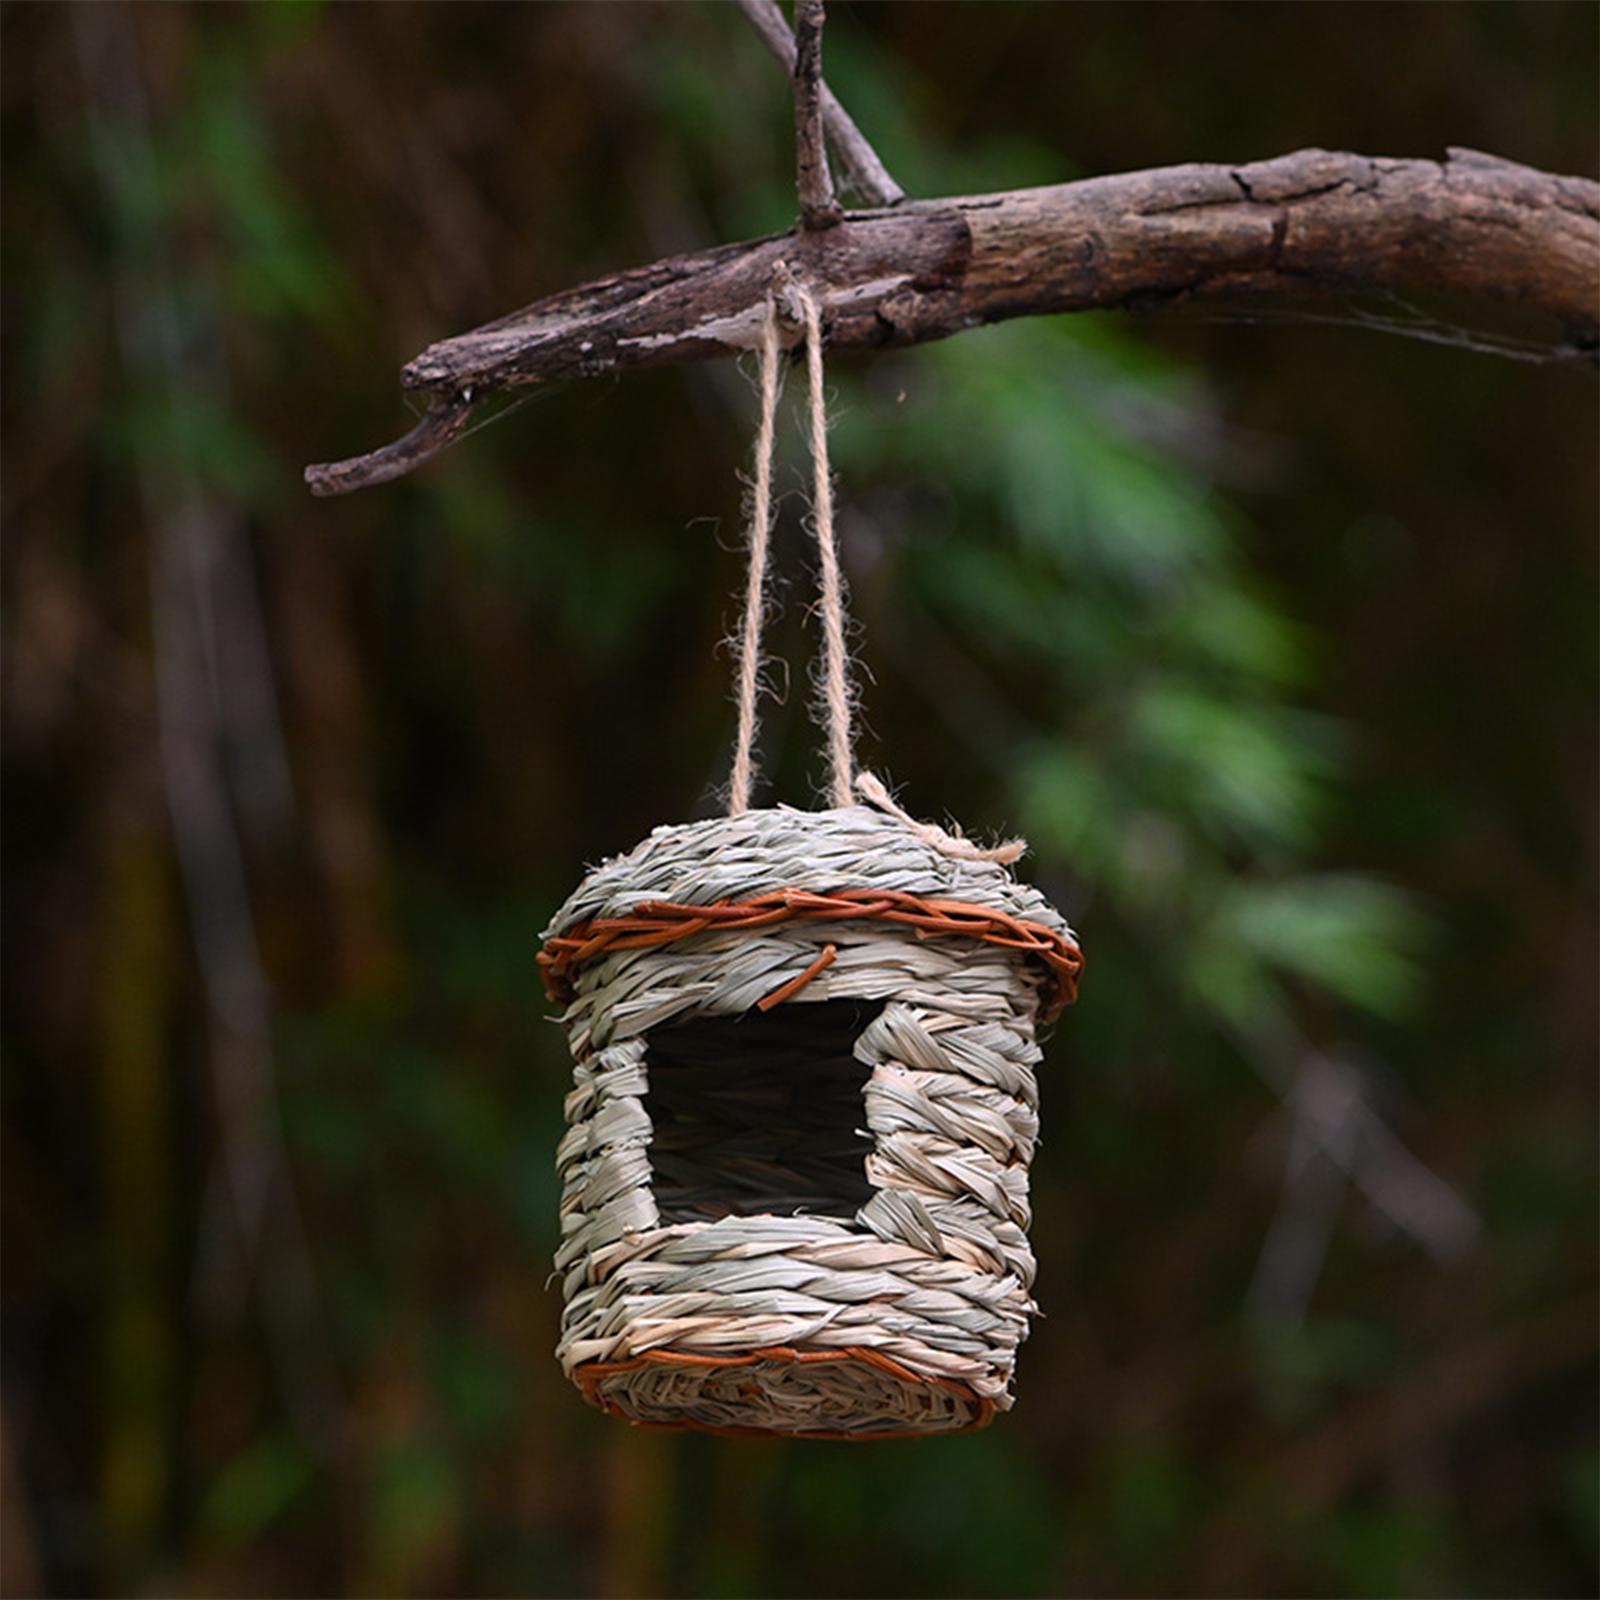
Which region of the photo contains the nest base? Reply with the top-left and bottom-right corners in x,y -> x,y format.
574,1345 -> 994,1439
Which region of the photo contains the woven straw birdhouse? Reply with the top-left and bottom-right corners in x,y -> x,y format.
539,800 -> 1081,1439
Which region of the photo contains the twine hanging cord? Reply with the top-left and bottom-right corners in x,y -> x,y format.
796,283 -> 856,810
726,275 -> 857,812
726,299 -> 783,817
725,274 -> 1030,866
854,772 -> 1025,866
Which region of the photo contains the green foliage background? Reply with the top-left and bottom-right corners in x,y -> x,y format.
2,3 -> 1595,1596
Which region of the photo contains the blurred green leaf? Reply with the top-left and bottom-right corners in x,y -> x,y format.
1216,874 -> 1427,1019
198,1432 -> 314,1549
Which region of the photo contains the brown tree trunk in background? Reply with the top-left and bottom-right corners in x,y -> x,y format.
96,816 -> 178,1584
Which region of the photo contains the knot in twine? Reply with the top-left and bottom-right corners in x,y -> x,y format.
855,772 -> 1027,866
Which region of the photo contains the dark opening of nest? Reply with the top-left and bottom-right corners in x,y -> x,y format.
643,997 -> 882,1225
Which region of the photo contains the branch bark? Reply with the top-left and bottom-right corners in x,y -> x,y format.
791,0 -> 841,230
303,393 -> 476,498
733,0 -> 905,208
306,147 -> 1600,496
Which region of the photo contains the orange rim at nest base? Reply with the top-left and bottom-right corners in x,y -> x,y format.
540,887 -> 1083,1021
572,1343 -> 998,1440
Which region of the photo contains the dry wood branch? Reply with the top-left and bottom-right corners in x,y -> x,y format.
792,0 -> 841,230
305,393 -> 476,497
306,148 -> 1600,496
733,0 -> 905,207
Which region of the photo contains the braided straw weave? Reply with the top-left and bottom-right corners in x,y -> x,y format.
542,802 -> 1080,1438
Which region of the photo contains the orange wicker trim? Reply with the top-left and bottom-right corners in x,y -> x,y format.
540,887 -> 1083,1021
572,1344 -> 997,1440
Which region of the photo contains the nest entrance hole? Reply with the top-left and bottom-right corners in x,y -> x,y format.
643,997 -> 882,1225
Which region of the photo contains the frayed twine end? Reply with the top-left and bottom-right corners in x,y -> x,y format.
854,772 -> 1027,866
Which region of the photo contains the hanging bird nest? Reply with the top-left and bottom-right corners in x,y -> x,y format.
540,800 -> 1081,1439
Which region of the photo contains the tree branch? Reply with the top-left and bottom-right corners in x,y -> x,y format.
305,393 -> 477,497
733,0 -> 905,208
792,0 -> 842,230
306,147 -> 1600,497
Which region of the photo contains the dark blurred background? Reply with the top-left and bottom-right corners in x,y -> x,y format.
2,3 -> 1596,1596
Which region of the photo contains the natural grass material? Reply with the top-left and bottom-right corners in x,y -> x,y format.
544,802 -> 1079,1437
